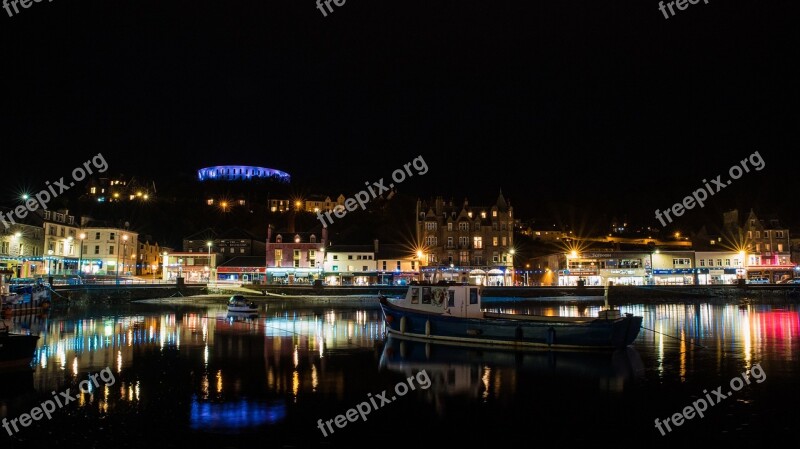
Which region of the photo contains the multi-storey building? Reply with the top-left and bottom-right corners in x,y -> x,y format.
416,193 -> 514,285
269,194 -> 346,213
41,209 -> 83,275
0,207 -> 44,278
264,225 -> 327,284
724,209 -> 793,282
375,243 -> 422,285
183,228 -> 265,263
137,240 -> 172,276
322,241 -> 377,286
81,224 -> 139,276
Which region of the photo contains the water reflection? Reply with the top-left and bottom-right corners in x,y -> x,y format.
379,335 -> 645,414
486,302 -> 799,378
0,298 -> 797,441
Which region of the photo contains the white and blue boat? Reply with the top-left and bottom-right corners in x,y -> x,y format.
379,282 -> 642,350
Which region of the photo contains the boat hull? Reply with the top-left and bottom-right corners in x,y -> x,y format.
380,302 -> 642,350
0,334 -> 39,372
228,306 -> 258,313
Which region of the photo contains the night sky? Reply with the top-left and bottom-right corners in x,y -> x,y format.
2,0 -> 798,230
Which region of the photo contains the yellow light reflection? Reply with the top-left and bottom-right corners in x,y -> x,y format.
72,356 -> 78,376
117,350 -> 122,373
481,366 -> 491,401
216,370 -> 223,394
292,370 -> 299,399
201,373 -> 209,399
741,309 -> 752,365
311,364 -> 318,392
679,329 -> 686,381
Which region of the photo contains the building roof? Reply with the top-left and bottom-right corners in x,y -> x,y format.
327,244 -> 374,253
183,228 -> 218,241
217,256 -> 266,268
375,244 -> 414,259
217,227 -> 260,240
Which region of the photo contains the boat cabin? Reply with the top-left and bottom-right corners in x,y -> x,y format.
393,281 -> 483,319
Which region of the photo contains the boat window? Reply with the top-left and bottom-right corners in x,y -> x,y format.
469,288 -> 478,305
422,287 -> 432,304
411,288 -> 419,304
447,290 -> 455,307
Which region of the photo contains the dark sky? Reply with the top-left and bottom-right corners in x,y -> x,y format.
2,0 -> 798,230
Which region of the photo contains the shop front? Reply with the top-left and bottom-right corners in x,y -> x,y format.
266,267 -> 320,284
696,268 -> 739,285
652,268 -> 696,285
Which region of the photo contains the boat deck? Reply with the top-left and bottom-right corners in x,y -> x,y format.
483,312 -> 597,323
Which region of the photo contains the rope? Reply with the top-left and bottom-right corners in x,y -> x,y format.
640,324 -> 706,349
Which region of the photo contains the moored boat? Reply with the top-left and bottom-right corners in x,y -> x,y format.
0,322 -> 39,372
378,282 -> 642,349
227,295 -> 258,313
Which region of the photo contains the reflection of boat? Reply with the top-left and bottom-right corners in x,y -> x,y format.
379,282 -> 642,349
227,295 -> 258,313
226,311 -> 259,321
378,334 -> 644,402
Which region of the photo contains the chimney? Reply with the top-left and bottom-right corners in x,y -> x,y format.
374,238 -> 379,254
287,210 -> 296,233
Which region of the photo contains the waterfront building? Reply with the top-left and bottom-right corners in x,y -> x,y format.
322,242 -> 377,286
41,209 -> 83,275
137,240 -> 171,276
650,250 -> 697,285
694,250 -> 744,284
724,209 -> 793,282
81,223 -> 139,276
183,228 -> 265,263
265,225 -> 327,284
416,193 -> 514,286
375,243 -> 422,285
216,256 -> 266,283
161,252 -> 217,282
0,208 -> 44,278
556,250 -> 650,286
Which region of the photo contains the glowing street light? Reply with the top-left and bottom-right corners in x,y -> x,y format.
207,241 -> 213,282
78,233 -> 86,279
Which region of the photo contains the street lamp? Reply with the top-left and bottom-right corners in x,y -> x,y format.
508,249 -> 515,286
47,249 -> 54,280
207,241 -> 213,282
78,233 -> 86,280
116,234 -> 128,285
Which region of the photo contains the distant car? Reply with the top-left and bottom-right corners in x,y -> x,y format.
747,278 -> 770,284
788,278 -> 800,285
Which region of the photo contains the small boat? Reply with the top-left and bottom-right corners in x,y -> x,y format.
378,282 -> 642,350
0,320 -> 39,372
227,295 -> 258,313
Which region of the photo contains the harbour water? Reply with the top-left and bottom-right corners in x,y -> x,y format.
1,296 -> 797,447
